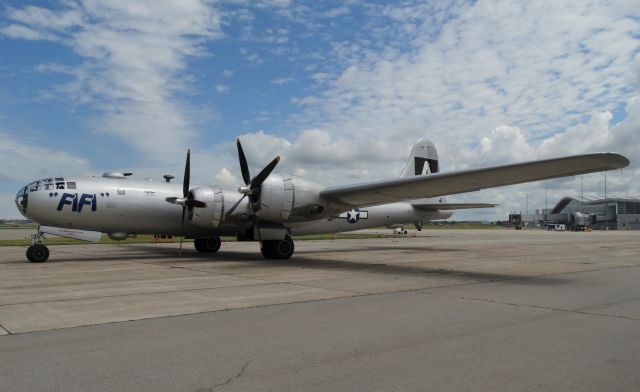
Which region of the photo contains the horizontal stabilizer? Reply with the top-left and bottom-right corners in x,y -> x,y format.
40,225 -> 102,242
412,203 -> 496,211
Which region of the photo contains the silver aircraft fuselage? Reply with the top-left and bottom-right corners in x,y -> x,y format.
15,175 -> 450,238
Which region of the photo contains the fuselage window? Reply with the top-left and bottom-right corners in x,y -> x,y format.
67,182 -> 77,189
56,182 -> 65,190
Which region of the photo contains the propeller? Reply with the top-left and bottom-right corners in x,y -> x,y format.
165,149 -> 207,255
225,138 -> 280,217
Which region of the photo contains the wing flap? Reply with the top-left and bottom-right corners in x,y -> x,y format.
320,153 -> 629,207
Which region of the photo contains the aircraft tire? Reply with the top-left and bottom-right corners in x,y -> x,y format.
194,238 -> 221,253
260,236 -> 294,259
27,244 -> 49,263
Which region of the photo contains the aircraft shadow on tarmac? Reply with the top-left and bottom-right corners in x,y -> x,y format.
9,243 -> 570,285
123,244 -> 570,285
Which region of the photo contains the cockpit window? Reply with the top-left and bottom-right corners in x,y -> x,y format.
55,177 -> 64,181
28,181 -> 40,192
55,182 -> 65,190
67,181 -> 76,189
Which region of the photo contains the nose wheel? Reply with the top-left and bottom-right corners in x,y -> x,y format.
26,244 -> 50,263
26,227 -> 50,263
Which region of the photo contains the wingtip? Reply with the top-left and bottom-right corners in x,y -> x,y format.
602,152 -> 630,169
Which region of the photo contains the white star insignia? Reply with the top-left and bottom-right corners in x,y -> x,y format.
347,209 -> 360,223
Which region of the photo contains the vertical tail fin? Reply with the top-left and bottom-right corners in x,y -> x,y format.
399,138 -> 439,177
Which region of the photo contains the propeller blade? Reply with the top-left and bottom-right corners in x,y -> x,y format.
236,139 -> 251,186
179,205 -> 186,256
225,194 -> 247,217
183,149 -> 191,198
250,156 -> 280,190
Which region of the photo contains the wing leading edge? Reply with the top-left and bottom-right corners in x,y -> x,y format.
320,153 -> 629,208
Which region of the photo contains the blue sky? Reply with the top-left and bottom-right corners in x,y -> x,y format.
1,0 -> 639,220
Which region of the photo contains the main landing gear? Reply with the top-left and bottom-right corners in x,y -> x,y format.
260,235 -> 294,259
26,229 -> 49,263
193,235 -> 294,259
194,237 -> 221,253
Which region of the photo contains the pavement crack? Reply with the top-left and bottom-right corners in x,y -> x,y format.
0,322 -> 12,335
210,360 -> 250,390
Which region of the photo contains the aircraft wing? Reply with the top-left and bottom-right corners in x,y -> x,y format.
411,203 -> 496,211
320,153 -> 629,207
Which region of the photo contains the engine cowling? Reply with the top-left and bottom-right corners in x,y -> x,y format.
186,174 -> 329,229
186,186 -> 217,227
187,187 -> 253,229
253,173 -> 294,222
255,174 -> 328,222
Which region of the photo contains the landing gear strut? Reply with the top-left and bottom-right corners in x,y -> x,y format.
26,229 -> 49,263
260,235 -> 294,259
194,237 -> 221,253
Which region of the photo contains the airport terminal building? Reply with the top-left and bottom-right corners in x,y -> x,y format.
521,196 -> 640,230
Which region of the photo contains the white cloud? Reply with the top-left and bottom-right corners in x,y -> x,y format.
0,129 -> 90,182
216,84 -> 230,92
322,7 -> 350,18
0,128 -> 93,218
236,131 -> 291,168
0,24 -> 58,41
215,167 -> 238,187
1,0 -> 223,160
277,1 -> 639,219
271,77 -> 295,85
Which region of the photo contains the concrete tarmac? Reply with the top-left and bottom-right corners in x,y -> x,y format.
0,229 -> 639,391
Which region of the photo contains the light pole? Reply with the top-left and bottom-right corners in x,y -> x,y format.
604,171 -> 607,230
581,176 -> 584,213
545,189 -> 548,226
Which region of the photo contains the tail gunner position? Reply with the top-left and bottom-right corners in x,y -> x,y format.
15,138 -> 629,262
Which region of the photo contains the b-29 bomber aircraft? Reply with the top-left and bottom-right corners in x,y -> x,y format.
15,138 -> 629,262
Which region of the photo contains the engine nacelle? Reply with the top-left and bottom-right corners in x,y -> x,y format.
187,186 -> 220,228
187,186 -> 252,230
254,174 -> 294,222
255,174 -> 328,223
186,174 -> 329,229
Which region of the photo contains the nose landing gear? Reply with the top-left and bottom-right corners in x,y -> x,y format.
26,229 -> 49,263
